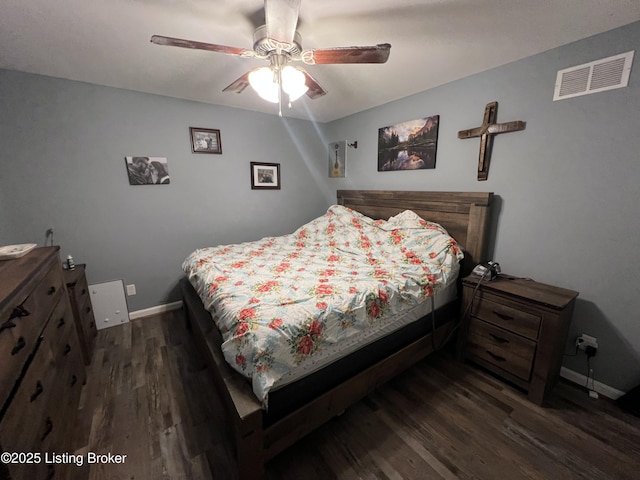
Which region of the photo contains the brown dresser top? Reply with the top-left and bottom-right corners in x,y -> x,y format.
0,247 -> 60,310
462,274 -> 579,310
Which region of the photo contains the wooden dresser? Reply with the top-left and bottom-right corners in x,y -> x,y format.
0,247 -> 86,480
64,264 -> 97,365
457,274 -> 578,405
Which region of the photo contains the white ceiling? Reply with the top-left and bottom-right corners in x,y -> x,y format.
1,0 -> 640,123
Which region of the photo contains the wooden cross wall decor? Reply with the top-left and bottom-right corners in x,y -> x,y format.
458,101 -> 526,180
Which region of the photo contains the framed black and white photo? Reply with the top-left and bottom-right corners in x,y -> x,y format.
250,162 -> 280,190
190,127 -> 222,154
125,156 -> 170,185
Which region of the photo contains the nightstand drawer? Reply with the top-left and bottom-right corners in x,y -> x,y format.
466,318 -> 536,381
471,295 -> 541,340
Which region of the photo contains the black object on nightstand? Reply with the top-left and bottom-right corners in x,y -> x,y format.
457,274 -> 578,405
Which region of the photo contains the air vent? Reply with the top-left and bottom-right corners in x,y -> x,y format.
553,51 -> 634,101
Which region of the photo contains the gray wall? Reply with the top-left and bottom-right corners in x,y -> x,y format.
1,21 -> 638,393
0,71 -> 330,311
322,22 -> 640,392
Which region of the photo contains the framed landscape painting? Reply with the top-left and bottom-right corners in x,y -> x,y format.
378,115 -> 439,171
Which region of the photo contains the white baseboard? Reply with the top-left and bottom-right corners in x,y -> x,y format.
560,367 -> 626,400
129,300 -> 183,320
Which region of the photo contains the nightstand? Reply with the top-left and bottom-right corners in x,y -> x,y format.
64,264 -> 97,365
457,274 -> 578,405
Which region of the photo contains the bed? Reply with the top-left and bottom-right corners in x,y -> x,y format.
181,190 -> 493,479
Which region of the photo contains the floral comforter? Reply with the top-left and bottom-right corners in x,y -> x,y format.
182,205 -> 463,406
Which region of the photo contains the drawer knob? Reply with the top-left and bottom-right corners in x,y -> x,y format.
57,317 -> 65,328
85,306 -> 92,314
11,336 -> 26,355
47,286 -> 57,295
0,320 -> 17,334
81,288 -> 87,295
489,333 -> 509,344
10,304 -> 30,320
486,350 -> 507,362
494,311 -> 514,321
70,374 -> 77,386
63,344 -> 71,355
30,381 -> 44,402
41,417 -> 53,441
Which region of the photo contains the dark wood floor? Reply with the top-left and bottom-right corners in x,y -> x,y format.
68,310 -> 640,480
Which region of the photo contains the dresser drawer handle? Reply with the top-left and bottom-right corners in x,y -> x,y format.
63,344 -> 71,355
9,304 -> 30,320
47,286 -> 57,295
30,381 -> 44,402
85,306 -> 92,314
493,311 -> 514,321
81,288 -> 87,296
11,336 -> 26,355
489,333 -> 509,344
70,375 -> 77,387
0,320 -> 17,334
41,417 -> 53,441
57,317 -> 65,328
486,350 -> 507,362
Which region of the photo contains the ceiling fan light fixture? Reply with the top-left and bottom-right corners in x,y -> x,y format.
248,66 -> 279,103
281,65 -> 308,101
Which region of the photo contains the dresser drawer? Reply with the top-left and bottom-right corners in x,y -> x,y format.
0,262 -> 63,409
80,294 -> 97,352
43,296 -> 75,362
466,318 -> 536,382
64,265 -> 97,365
71,273 -> 90,309
0,329 -> 56,455
471,294 -> 541,340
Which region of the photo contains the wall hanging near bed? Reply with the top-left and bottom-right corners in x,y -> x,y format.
125,156 -> 170,185
328,141 -> 346,178
458,101 -> 525,181
378,115 -> 439,171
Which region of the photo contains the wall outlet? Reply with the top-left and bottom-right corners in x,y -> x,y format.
126,284 -> 136,296
576,334 -> 598,351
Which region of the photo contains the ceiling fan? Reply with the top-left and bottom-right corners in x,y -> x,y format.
151,0 -> 391,114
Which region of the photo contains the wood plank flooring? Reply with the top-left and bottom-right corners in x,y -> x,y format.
68,310 -> 640,480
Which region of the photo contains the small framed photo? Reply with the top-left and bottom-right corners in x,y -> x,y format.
250,162 -> 280,190
190,127 -> 222,154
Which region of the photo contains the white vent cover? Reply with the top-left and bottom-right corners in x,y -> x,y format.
553,50 -> 634,101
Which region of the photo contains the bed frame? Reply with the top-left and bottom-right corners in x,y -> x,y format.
181,190 -> 493,480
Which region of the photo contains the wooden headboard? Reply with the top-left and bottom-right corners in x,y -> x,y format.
337,190 -> 494,275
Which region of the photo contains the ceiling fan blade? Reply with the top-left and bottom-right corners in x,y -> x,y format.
265,0 -> 301,45
151,35 -> 256,58
222,71 -> 254,94
301,69 -> 327,99
301,43 -> 391,65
